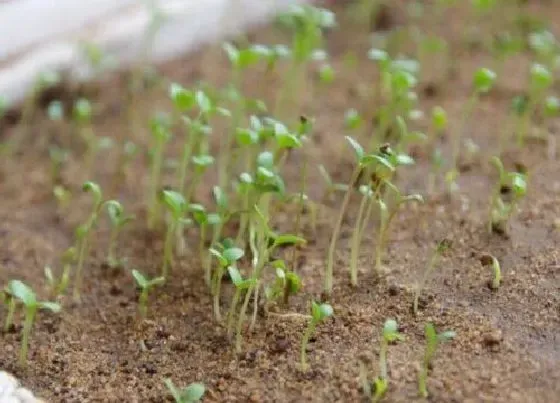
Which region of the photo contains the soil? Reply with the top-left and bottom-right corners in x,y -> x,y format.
1,1 -> 560,402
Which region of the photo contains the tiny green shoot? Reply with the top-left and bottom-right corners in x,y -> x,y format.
131,269 -> 165,318
105,200 -> 135,268
372,319 -> 404,403
164,379 -> 205,403
418,323 -> 456,398
480,253 -> 502,290
300,301 -> 333,371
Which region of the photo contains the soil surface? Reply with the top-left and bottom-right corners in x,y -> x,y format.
1,1 -> 560,402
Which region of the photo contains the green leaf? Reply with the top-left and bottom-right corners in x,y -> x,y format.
311,301 -> 333,322
510,173 -> 527,197
431,106 -> 448,130
285,272 -> 302,295
183,382 -> 205,402
345,136 -> 364,161
160,190 -> 186,218
73,98 -> 92,123
192,154 -> 215,168
169,83 -> 195,111
132,269 -> 148,288
272,234 -> 306,248
212,186 -> 228,210
319,64 -> 335,83
39,301 -> 62,313
223,42 -> 239,65
209,248 -> 228,267
227,266 -> 244,287
47,100 -> 64,121
276,131 -> 302,149
8,280 -> 36,307
438,330 -> 457,342
530,63 -> 553,90
395,153 -> 415,166
83,181 -> 103,206
105,200 -> 124,226
223,247 -> 245,264
344,109 -> 362,130
236,128 -> 259,146
195,90 -> 212,114
257,151 -> 275,169
382,318 -> 400,341
425,322 -> 438,345
473,67 -> 497,93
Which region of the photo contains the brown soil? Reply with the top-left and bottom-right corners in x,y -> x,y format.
2,1 -> 560,402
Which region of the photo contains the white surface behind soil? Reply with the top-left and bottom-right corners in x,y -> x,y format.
0,0 -> 307,106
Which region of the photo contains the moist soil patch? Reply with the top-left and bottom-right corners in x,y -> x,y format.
1,2 -> 560,402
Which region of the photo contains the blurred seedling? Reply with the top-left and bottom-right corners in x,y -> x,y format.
479,253 -> 501,290
48,145 -> 69,185
147,113 -> 172,229
7,280 -> 61,366
208,244 -> 244,323
325,136 -> 382,296
429,106 -> 448,145
189,204 -> 221,268
53,185 -> 72,211
159,190 -> 190,278
164,379 -> 205,403
300,301 -> 333,371
131,269 -> 165,319
447,67 -> 496,194
265,259 -> 302,307
44,247 -> 77,298
2,284 -> 17,333
516,63 -> 553,145
74,181 -> 104,301
105,200 -> 135,268
226,265 -> 255,338
368,319 -> 405,403
488,156 -> 528,235
418,323 -> 456,398
413,239 -> 452,315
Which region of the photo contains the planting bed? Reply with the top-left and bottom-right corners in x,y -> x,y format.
1,1 -> 559,402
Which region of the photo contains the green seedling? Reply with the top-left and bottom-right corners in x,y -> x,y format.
300,301 -> 333,371
413,239 -> 452,315
371,319 -> 405,403
131,269 -> 165,318
528,30 -> 558,70
418,323 -> 456,398
430,106 -> 448,144
349,185 -> 374,286
74,181 -> 104,301
448,67 -> 496,193
325,136 -> 384,296
265,259 -> 302,307
159,190 -> 190,278
427,148 -> 445,195
53,185 -> 72,211
164,379 -> 205,403
147,113 -> 172,229
480,253 -> 501,290
189,204 -> 221,268
48,145 -> 69,185
105,200 -> 135,268
517,63 -> 553,145
488,156 -> 528,234
318,164 -> 349,200
208,244 -> 244,323
7,280 -> 61,366
73,98 -> 96,173
226,265 -> 255,338
44,247 -> 77,298
2,284 -> 17,333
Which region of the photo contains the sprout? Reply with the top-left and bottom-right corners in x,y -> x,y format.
430,106 -> 448,143
164,379 -> 205,403
7,280 -> 61,366
225,265 -> 255,338
418,323 -> 456,398
413,239 -> 452,315
44,247 -> 77,298
208,245 -> 244,323
516,63 -> 554,145
324,136 -> 381,296
105,200 -> 135,268
369,319 -> 405,403
131,270 -> 165,318
73,181 -> 104,301
350,184 -> 374,286
265,259 -> 302,307
48,145 -> 69,185
448,67 -> 496,194
300,301 -> 333,371
147,113 -> 172,229
480,254 -> 502,290
159,190 -> 190,278
488,156 -> 528,235
2,284 -> 17,333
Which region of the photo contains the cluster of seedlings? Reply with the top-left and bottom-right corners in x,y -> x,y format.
1,0 -> 558,400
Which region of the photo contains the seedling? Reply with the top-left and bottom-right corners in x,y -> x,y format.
413,239 -> 452,315
371,319 -> 405,403
226,265 -> 256,337
208,244 -> 244,323
131,269 -> 165,318
159,190 -> 190,278
325,136 -> 384,296
44,247 -> 77,298
488,156 -> 528,234
147,113 -> 172,229
265,259 -> 302,307
418,323 -> 456,398
2,284 -> 17,333
105,200 -> 135,268
448,67 -> 496,193
480,254 -> 501,290
74,181 -> 104,301
300,301 -> 333,371
350,185 -> 374,286
430,106 -> 448,145
164,379 -> 205,403
48,145 -> 69,185
516,63 -> 553,145
7,280 -> 61,366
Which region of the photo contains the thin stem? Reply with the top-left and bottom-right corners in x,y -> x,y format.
4,297 -> 15,332
212,266 -> 224,323
162,221 -> 175,278
300,320 -> 316,370
350,192 -> 370,286
73,234 -> 90,302
413,251 -> 441,315
325,167 -> 362,296
148,140 -> 164,229
139,290 -> 148,318
20,307 -> 36,366
227,288 -> 241,337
